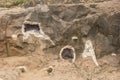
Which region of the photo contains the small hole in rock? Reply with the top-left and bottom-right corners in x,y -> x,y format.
61,48 -> 74,59
60,46 -> 76,62
47,67 -> 53,74
24,23 -> 40,33
20,68 -> 26,73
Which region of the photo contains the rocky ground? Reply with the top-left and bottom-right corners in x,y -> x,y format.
0,52 -> 120,80
0,0 -> 120,80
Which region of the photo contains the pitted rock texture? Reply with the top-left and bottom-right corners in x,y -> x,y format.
0,0 -> 120,57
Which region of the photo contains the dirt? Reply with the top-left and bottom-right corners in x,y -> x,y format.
0,52 -> 120,80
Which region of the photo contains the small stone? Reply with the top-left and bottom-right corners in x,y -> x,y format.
47,66 -> 53,74
71,36 -> 78,40
111,53 -> 117,56
11,34 -> 17,40
15,66 -> 27,73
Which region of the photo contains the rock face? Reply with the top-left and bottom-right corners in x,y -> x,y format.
0,1 -> 120,58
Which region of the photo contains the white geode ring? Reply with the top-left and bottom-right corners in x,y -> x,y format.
59,45 -> 76,63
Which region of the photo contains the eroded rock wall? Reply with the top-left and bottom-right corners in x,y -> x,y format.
0,1 -> 120,58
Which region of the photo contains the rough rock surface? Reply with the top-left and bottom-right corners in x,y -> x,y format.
0,0 -> 120,59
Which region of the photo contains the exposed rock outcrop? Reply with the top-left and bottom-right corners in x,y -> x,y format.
0,0 -> 120,58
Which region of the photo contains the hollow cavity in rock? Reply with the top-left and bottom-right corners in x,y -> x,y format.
24,23 -> 40,33
22,21 -> 55,45
61,48 -> 74,59
22,22 -> 42,40
60,45 -> 76,62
